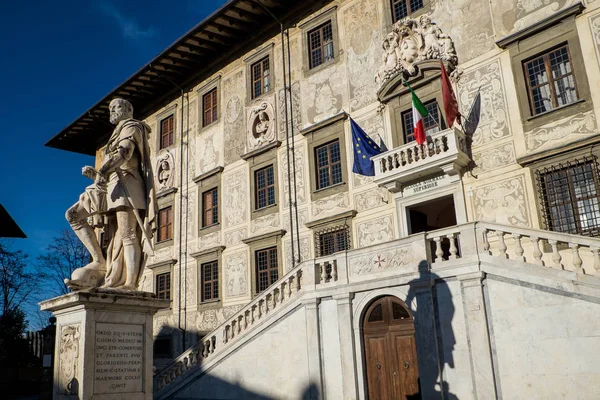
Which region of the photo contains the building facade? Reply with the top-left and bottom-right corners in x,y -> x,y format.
48,0 -> 600,399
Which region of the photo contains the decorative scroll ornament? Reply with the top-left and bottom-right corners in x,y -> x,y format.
156,150 -> 175,190
247,101 -> 276,150
375,15 -> 458,85
59,325 -> 80,395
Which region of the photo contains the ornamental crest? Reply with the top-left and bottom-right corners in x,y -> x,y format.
375,15 -> 458,85
58,325 -> 80,395
247,100 -> 276,150
156,149 -> 175,190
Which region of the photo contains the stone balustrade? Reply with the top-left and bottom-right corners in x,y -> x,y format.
154,266 -> 303,393
372,127 -> 471,193
477,222 -> 600,276
154,221 -> 600,396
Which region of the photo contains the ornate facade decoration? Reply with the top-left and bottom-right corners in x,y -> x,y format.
156,150 -> 175,190
247,101 -> 276,150
474,176 -> 530,227
375,15 -> 458,84
59,325 -> 80,395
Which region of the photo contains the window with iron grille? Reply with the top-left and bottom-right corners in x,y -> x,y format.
158,206 -> 173,242
202,188 -> 218,228
255,247 -> 278,293
524,44 -> 578,116
316,225 -> 350,257
308,21 -> 334,69
203,88 -> 218,126
201,261 -> 219,302
251,56 -> 271,99
255,165 -> 275,210
156,272 -> 171,300
536,157 -> 600,236
315,140 -> 343,190
401,100 -> 443,143
160,115 -> 174,149
391,0 -> 424,23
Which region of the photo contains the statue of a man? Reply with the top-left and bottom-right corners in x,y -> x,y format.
65,98 -> 156,291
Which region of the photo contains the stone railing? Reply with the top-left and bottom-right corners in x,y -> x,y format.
372,127 -> 471,192
154,266 -> 304,393
477,222 -> 600,276
154,221 -> 600,396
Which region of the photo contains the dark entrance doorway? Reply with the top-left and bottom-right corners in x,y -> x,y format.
362,296 -> 420,400
407,195 -> 456,234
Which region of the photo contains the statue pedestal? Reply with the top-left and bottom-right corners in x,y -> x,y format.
40,289 -> 169,400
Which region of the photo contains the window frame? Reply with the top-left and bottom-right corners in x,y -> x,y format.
155,104 -> 178,151
390,0 -> 425,23
155,272 -> 171,300
202,187 -> 219,228
200,260 -> 220,302
507,13 -> 591,133
315,140 -> 343,191
307,21 -> 335,70
157,206 -> 173,243
248,146 -> 279,219
255,246 -> 279,293
536,156 -> 600,236
316,225 -> 351,257
160,114 -> 175,150
202,88 -> 219,127
400,99 -> 445,143
299,6 -> 340,77
250,56 -> 271,100
254,165 -> 276,210
244,44 -> 275,104
194,166 -> 223,237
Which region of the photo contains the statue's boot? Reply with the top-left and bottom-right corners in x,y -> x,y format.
119,240 -> 141,291
71,222 -> 106,271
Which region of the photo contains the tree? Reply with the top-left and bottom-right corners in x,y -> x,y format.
0,240 -> 38,321
37,229 -> 90,296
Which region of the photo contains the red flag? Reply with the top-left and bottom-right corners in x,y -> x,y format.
440,60 -> 461,127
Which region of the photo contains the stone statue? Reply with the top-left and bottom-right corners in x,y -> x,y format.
65,98 -> 157,291
375,16 -> 459,85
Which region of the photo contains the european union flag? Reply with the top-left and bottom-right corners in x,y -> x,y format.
351,117 -> 386,176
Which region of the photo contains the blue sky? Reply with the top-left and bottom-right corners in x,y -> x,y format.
0,0 -> 227,258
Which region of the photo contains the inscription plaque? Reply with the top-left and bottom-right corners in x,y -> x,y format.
94,323 -> 144,394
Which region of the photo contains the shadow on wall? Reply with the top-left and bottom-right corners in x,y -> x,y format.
405,260 -> 458,400
172,375 -> 320,400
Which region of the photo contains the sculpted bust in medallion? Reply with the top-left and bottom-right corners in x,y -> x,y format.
64,98 -> 157,291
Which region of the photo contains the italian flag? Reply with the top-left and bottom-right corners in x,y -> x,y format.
409,86 -> 428,145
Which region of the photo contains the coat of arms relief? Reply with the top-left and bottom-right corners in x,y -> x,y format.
375,15 -> 459,85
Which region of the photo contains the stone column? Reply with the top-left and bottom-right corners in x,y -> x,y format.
333,293 -> 358,400
40,289 -> 169,400
459,272 -> 497,399
303,297 -> 323,400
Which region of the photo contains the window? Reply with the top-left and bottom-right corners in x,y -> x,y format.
391,0 -> 424,23
201,261 -> 219,302
315,140 -> 343,190
308,21 -> 334,69
536,157 -> 600,236
158,206 -> 173,242
202,188 -> 218,227
316,226 -> 350,256
524,44 -> 578,116
202,88 -> 218,126
401,100 -> 443,143
251,56 -> 271,99
156,272 -> 171,300
255,247 -> 278,292
255,165 -> 275,210
160,115 -> 174,149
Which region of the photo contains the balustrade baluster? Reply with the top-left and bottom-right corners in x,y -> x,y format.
548,240 -> 562,269
280,283 -> 286,303
482,229 -> 491,255
320,262 -> 327,283
332,260 -> 338,281
381,158 -> 387,173
530,237 -> 544,265
400,151 -> 406,166
513,234 -> 525,262
297,270 -> 303,290
222,327 -> 228,344
497,231 -> 507,259
237,316 -> 243,333
569,243 -> 583,273
447,234 -> 458,260
418,143 -> 425,160
434,236 -> 443,262
393,153 -> 400,168
591,247 -> 600,273
288,276 -> 294,296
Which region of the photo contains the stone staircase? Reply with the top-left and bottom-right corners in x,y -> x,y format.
153,221 -> 600,399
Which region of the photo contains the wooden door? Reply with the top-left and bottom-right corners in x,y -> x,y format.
363,296 -> 420,400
